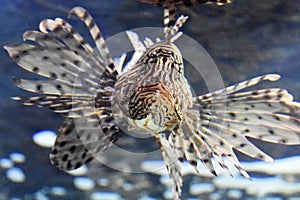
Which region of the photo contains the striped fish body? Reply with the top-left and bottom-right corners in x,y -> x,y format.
115,42 -> 192,133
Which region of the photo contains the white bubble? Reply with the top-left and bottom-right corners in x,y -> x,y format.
209,192 -> 222,200
97,178 -> 110,187
6,167 -> 26,183
73,177 -> 95,191
227,189 -> 243,199
50,186 -> 67,196
66,165 -> 88,176
0,158 -> 13,169
138,196 -> 157,200
33,192 -> 49,200
160,175 -> 171,186
10,152 -> 26,163
33,130 -> 56,148
189,183 -> 214,195
123,182 -> 133,191
163,189 -> 173,200
90,192 -> 122,200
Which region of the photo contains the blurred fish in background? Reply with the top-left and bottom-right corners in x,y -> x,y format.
0,0 -> 300,199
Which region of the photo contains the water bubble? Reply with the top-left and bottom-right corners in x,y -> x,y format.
163,189 -> 173,200
138,196 -> 157,200
160,175 -> 171,186
97,178 -> 110,187
33,192 -> 49,200
0,158 -> 13,169
6,167 -> 26,183
49,186 -> 67,196
90,192 -> 122,200
209,192 -> 222,200
189,183 -> 214,195
73,177 -> 95,191
227,189 -> 243,199
10,152 -> 26,163
33,130 -> 56,148
123,182 -> 133,191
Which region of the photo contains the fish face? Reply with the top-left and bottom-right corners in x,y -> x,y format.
114,41 -> 192,133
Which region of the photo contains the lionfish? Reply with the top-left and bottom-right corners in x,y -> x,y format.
4,1 -> 300,199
